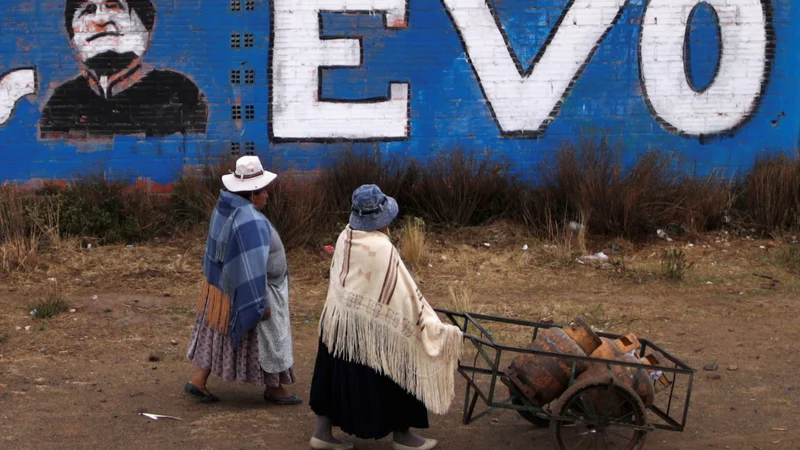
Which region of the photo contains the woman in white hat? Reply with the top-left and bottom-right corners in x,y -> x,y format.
184,155 -> 301,405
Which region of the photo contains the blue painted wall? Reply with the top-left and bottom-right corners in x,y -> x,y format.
0,0 -> 797,186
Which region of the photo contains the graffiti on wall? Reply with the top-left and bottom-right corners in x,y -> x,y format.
0,0 -> 794,184
640,0 -> 773,137
37,0 -> 208,140
267,0 -> 774,140
270,0 -> 411,141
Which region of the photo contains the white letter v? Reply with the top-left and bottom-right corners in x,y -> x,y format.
442,0 -> 627,137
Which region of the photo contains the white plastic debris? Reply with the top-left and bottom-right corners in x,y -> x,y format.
580,252 -> 609,262
686,243 -> 694,248
24,326 -> 31,331
29,309 -> 37,316
92,295 -> 98,300
483,243 -> 491,248
650,370 -> 664,382
69,309 -> 76,313
522,244 -> 529,251
139,413 -> 182,421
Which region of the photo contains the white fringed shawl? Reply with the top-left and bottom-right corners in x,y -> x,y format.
319,226 -> 464,415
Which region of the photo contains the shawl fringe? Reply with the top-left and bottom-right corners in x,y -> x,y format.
319,287 -> 463,415
195,280 -> 231,335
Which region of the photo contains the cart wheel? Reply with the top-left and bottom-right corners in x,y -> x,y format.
511,395 -> 551,427
549,377 -> 648,450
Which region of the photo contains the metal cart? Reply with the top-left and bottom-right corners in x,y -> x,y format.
435,308 -> 695,450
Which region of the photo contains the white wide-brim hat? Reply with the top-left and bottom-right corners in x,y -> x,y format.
221,155 -> 277,192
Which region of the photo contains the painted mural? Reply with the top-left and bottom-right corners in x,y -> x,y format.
0,0 -> 796,186
39,0 -> 208,140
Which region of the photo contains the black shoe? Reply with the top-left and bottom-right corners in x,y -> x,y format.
263,392 -> 302,405
184,382 -> 220,403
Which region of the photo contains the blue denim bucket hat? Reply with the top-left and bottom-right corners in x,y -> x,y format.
349,184 -> 399,231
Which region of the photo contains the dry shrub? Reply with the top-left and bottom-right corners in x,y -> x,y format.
661,248 -> 693,281
171,156 -> 232,228
35,174 -> 172,244
542,136 -> 730,240
316,147 -> 416,225
669,175 -> 733,233
264,172 -> 327,250
0,187 -> 41,273
0,234 -> 40,274
398,217 -> 427,270
447,282 -> 476,313
774,243 -> 800,273
29,279 -> 69,319
511,183 -> 553,233
536,209 -> 587,268
408,149 -> 513,227
742,154 -> 800,232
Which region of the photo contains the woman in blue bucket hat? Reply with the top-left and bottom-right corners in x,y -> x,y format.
308,185 -> 464,450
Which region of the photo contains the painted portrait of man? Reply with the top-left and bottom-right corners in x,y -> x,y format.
39,0 -> 208,140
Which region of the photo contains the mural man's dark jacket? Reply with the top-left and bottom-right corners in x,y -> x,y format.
39,65 -> 208,140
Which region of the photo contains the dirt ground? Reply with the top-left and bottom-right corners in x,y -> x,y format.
1,226 -> 799,449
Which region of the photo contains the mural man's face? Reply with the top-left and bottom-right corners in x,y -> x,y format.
71,0 -> 150,70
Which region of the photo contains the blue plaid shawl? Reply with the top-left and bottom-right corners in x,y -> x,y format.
202,190 -> 271,347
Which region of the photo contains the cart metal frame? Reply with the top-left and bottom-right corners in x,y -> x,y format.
435,308 -> 695,434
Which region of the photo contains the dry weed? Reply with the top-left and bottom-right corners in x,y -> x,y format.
29,278 -> 69,319
0,187 -> 41,274
399,217 -> 427,269
0,234 -> 40,274
408,149 -> 512,227
543,135 -> 730,239
744,154 -> 800,231
447,282 -> 477,313
661,248 -> 693,281
533,209 -> 587,268
265,172 -> 328,250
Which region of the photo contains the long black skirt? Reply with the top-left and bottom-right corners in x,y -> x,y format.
309,339 -> 429,439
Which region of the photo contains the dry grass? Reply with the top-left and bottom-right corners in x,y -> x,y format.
743,153 -> 800,232
447,282 -> 477,313
29,279 -> 69,319
398,217 -> 427,270
542,136 -> 731,239
529,209 -> 588,268
264,172 -> 327,250
407,149 -> 512,227
0,234 -> 40,274
661,248 -> 693,281
316,147 -> 416,225
774,244 -> 800,273
0,187 -> 41,274
171,157 -> 232,228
